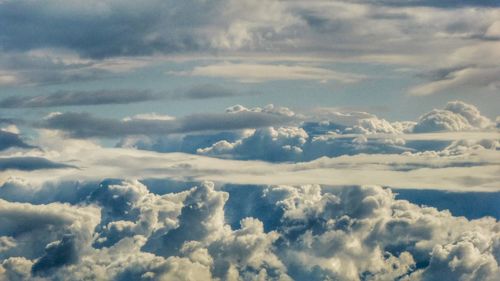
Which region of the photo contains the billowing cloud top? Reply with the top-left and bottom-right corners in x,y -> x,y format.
1,180 -> 499,280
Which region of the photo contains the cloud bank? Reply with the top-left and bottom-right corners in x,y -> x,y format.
0,180 -> 499,280
116,101 -> 496,163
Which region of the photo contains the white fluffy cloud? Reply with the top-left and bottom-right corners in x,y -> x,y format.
0,181 -> 499,280
197,127 -> 308,161
263,184 -> 500,280
194,100 -> 497,162
413,101 -> 493,133
0,199 -> 100,277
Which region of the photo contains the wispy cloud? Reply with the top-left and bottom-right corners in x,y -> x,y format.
409,66 -> 500,96
0,89 -> 160,108
0,85 -> 258,109
173,63 -> 365,83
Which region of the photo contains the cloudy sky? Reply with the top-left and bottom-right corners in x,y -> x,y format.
0,1 -> 499,280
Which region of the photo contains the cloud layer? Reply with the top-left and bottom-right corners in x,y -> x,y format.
0,180 -> 499,280
0,100 -> 495,192
40,107 -> 295,138
117,101 -> 496,163
0,99 -> 499,280
0,0 -> 498,97
175,63 -> 364,83
0,90 -> 159,108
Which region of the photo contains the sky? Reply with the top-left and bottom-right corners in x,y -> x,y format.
0,1 -> 500,281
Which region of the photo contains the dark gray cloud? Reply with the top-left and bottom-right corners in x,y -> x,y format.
40,111 -> 294,138
417,65 -> 472,82
0,89 -> 159,108
0,0 -> 221,59
0,130 -> 34,151
0,157 -> 74,171
0,0 -> 497,62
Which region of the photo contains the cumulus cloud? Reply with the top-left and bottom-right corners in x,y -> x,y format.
14,100 -> 495,191
197,103 -> 462,161
195,125 -> 410,162
0,180 -> 499,280
0,89 -> 159,108
176,125 -> 408,161
268,184 -> 500,280
0,199 -> 100,265
111,100 -> 499,167
122,103 -> 416,161
413,101 -> 493,133
198,127 -> 308,162
0,99 -> 499,279
0,181 -> 291,280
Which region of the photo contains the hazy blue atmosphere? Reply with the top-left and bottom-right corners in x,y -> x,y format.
0,1 -> 499,280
